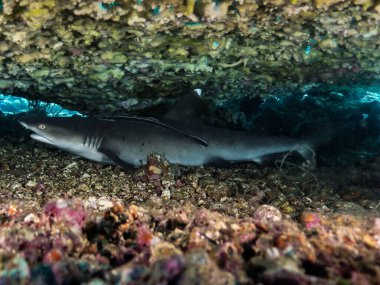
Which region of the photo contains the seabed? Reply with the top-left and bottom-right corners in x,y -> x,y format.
0,122 -> 380,284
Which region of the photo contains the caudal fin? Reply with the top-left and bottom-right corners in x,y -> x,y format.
276,144 -> 316,169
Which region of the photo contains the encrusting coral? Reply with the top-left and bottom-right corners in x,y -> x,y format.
0,0 -> 379,112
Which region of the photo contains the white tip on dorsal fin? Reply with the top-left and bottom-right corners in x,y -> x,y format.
163,89 -> 204,122
194,88 -> 202,97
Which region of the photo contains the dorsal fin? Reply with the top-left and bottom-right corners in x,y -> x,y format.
163,89 -> 203,122
95,115 -> 208,148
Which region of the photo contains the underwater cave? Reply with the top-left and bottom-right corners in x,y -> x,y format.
1,1 -> 380,284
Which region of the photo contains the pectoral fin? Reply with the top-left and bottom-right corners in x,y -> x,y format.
98,147 -> 135,169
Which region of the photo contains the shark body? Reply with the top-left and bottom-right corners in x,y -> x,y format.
19,91 -> 316,168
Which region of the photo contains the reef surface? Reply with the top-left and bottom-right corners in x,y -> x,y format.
0,0 -> 380,112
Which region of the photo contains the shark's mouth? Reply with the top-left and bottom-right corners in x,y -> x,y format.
30,133 -> 54,144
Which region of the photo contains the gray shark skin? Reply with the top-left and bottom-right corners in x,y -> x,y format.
18,91 -> 316,169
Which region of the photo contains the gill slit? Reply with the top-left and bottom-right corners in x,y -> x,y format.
93,136 -> 98,149
90,136 -> 94,149
96,136 -> 103,149
84,135 -> 103,149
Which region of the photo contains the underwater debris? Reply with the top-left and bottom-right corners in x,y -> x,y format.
217,58 -> 248,68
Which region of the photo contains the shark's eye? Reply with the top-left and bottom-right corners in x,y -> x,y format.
38,124 -> 46,130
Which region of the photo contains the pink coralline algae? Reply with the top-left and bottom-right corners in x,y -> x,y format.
44,199 -> 87,232
301,212 -> 322,229
136,223 -> 153,248
0,200 -> 380,285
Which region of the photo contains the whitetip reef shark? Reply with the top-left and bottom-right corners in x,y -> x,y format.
18,89 -> 316,169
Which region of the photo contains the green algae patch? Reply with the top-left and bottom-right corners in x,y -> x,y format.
20,0 -> 57,30
0,80 -> 14,89
100,51 -> 127,64
89,68 -> 124,82
31,69 -> 50,78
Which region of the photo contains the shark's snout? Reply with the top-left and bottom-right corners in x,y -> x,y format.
18,119 -> 54,144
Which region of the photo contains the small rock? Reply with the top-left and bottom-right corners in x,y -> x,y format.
98,198 -> 114,211
150,241 -> 183,264
43,249 -> 62,263
81,173 -> 91,179
78,183 -> 90,192
253,205 -> 282,223
84,278 -> 107,285
0,256 -> 30,284
24,213 -> 40,223
319,38 -> 338,49
301,212 -> 322,229
64,161 -> 78,171
362,234 -> 379,249
25,180 -> 37,188
44,199 -> 86,231
146,153 -> 170,178
161,189 -> 171,200
94,183 -> 103,190
149,165 -> 162,175
11,182 -> 22,190
260,269 -> 312,285
178,250 -> 235,285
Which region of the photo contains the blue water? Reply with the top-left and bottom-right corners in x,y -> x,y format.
0,94 -> 84,117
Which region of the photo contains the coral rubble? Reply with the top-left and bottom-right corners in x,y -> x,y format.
0,199 -> 379,284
